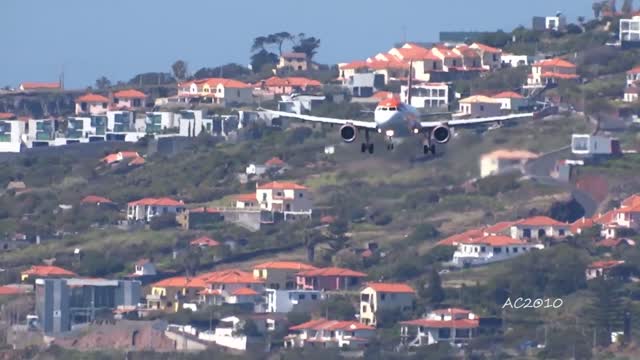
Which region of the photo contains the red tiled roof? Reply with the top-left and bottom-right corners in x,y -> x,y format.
588,260 -> 624,269
135,258 -> 151,266
260,76 -> 321,88
628,66 -> 640,74
0,112 -> 16,120
81,195 -> 113,204
198,269 -> 264,284
253,261 -> 316,271
471,42 -> 501,53
463,235 -> 525,246
437,228 -> 485,246
622,194 -> 640,208
541,72 -> 579,80
320,215 -> 336,224
570,217 -> 595,234
234,193 -> 257,202
190,236 -> 220,247
492,91 -> 524,99
290,318 -> 375,331
127,197 -> 184,207
152,276 -> 206,288
0,286 -> 26,296
597,238 -> 636,248
339,60 -> 369,70
484,221 -> 515,234
516,216 -> 566,227
432,308 -> 472,315
113,89 -> 146,99
102,151 -> 140,164
231,287 -> 259,296
265,157 -> 285,166
401,318 -> 479,329
616,204 -> 640,213
365,282 -> 415,293
257,181 -> 307,190
392,46 -> 439,61
20,82 -> 60,90
296,267 -> 366,277
22,265 -> 76,277
367,58 -> 410,70
533,58 -> 577,68
593,209 -> 618,225
128,157 -> 146,166
76,93 -> 110,103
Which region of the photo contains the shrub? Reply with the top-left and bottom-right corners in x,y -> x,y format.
475,173 -> 520,196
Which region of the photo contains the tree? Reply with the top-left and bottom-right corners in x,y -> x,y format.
193,63 -> 252,80
593,1 -> 604,18
407,223 -> 440,243
172,60 -> 188,82
548,197 -> 585,223
292,33 -> 321,60
318,295 -> 356,320
94,76 -> 111,90
238,319 -> 261,337
250,49 -> 278,73
622,0 -> 634,14
566,23 -> 583,34
273,31 -> 293,56
586,278 -> 627,347
427,268 -> 445,305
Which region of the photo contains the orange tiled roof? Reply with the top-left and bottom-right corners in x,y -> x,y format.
596,238 -> 636,248
113,89 -> 146,99
257,181 -> 307,190
231,287 -> 259,296
365,282 -> 415,293
128,197 -> 184,207
81,195 -> 113,204
622,194 -> 640,208
484,221 -> 515,234
296,267 -> 366,277
290,318 -> 375,331
0,112 -> 16,120
198,269 -> 264,284
260,76 -> 321,88
128,157 -> 145,166
593,209 -> 618,225
432,308 -> 472,315
76,93 -> 110,103
533,58 -> 577,68
463,235 -> 525,246
628,66 -> 640,74
367,58 -> 410,70
152,276 -> 207,288
392,46 -> 439,61
265,157 -> 285,166
190,236 -> 220,247
20,82 -> 60,90
437,228 -> 485,246
541,72 -> 579,80
492,91 -> 524,99
588,260 -> 624,269
22,265 -> 76,277
516,216 -> 566,227
570,217 -> 595,234
0,286 -> 26,296
253,261 -> 316,271
339,60 -> 369,70
471,42 -> 501,53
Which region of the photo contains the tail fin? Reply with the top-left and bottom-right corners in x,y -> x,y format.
407,59 -> 413,105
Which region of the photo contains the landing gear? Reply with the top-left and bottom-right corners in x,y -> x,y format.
368,143 -> 374,154
422,138 -> 436,155
386,136 -> 394,151
386,142 -> 394,151
361,143 -> 367,153
361,130 -> 374,154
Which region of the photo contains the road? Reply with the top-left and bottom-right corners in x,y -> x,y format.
523,145 -> 599,218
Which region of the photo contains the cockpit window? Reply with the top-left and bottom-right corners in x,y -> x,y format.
388,107 -> 397,111
381,107 -> 388,111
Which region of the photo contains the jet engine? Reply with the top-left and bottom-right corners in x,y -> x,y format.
340,124 -> 358,143
431,125 -> 450,144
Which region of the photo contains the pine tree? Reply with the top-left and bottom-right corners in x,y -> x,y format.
587,278 -> 626,347
428,268 -> 445,305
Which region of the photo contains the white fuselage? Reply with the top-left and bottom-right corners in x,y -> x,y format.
374,103 -> 421,138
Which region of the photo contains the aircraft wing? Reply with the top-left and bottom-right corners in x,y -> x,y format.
259,109 -> 377,129
420,112 -> 534,128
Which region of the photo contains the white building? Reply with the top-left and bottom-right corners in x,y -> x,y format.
199,314 -> 282,351
624,85 -> 640,102
491,91 -> 527,111
620,16 -> 640,44
177,78 -> 253,106
400,308 -> 479,347
0,120 -> 25,153
246,164 -> 267,176
400,83 -> 450,109
133,259 -> 157,276
145,112 -> 177,133
178,110 -> 207,137
571,134 -> 619,156
457,95 -> 502,117
510,216 -> 570,240
359,283 -> 415,327
265,289 -> 325,313
256,181 -> 313,218
284,318 -> 375,349
75,93 -> 110,116
127,197 -> 186,222
480,149 -> 539,178
106,111 -> 137,133
586,260 -> 625,281
501,53 -> 531,68
26,119 -> 56,146
451,235 -> 544,267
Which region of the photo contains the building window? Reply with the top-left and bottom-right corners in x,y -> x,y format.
480,105 -> 484,111
311,294 -> 318,300
380,293 -> 386,301
102,103 -> 107,108
298,294 -> 305,300
493,247 -> 502,254
299,193 -> 303,198
513,247 -> 518,253
558,229 -> 565,236
480,246 -> 485,252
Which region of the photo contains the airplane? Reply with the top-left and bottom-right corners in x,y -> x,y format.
259,61 -> 539,155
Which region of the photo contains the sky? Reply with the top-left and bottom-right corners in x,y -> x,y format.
1,0 -> 591,89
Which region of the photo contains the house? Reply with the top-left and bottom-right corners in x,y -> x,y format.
452,45 -> 483,70
586,260 -> 626,280
614,203 -> 640,229
132,259 -> 157,277
80,195 -> 114,207
296,267 -> 367,291
246,163 -> 267,176
452,235 -> 544,267
75,93 -> 110,115
265,289 -> 325,313
510,216 -> 570,240
501,53 -> 532,68
400,82 -> 451,109
469,43 -> 502,70
570,217 -> 596,235
265,157 -> 286,170
234,193 -> 258,209
177,110 -> 206,137
19,82 -> 61,92
26,119 -> 56,146
256,181 -> 313,218
284,318 -> 375,349
400,308 -> 479,347
147,276 -> 207,311
190,236 -> 221,248
527,58 -> 578,86
197,270 -> 265,306
343,72 -> 382,97
571,134 -> 620,156
0,119 -> 26,153
126,197 -> 185,222
431,46 -> 464,72
457,95 -> 502,117
596,238 -> 636,248
21,265 -> 76,282
278,52 -> 310,72
253,261 -> 317,290
491,91 -> 527,111
102,151 -> 141,165
624,85 -> 640,102
626,66 -> 640,86
479,149 -> 538,178
256,76 -> 322,95
144,112 -> 177,133
112,89 -> 146,110
359,283 -> 416,326
200,314 -> 286,351
532,13 -> 567,31
177,78 -> 253,106
620,16 -> 640,47
388,44 -> 441,82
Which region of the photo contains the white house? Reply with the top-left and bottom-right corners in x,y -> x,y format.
144,112 -> 177,133
510,216 -> 570,240
0,120 -> 25,153
199,314 -> 282,351
491,91 -> 527,111
501,53 -> 531,68
586,260 -> 625,280
451,235 -> 544,267
620,16 -> 640,44
457,95 -> 501,117
624,85 -> 640,102
469,43 -> 502,70
26,119 -> 56,146
284,318 -> 375,349
400,83 -> 450,109
127,197 -> 186,222
256,181 -> 313,218
400,308 -> 479,347
626,66 -> 640,86
75,93 -> 110,115
112,89 -> 146,110
246,164 -> 267,176
177,78 -> 253,106
571,134 -> 618,156
527,58 -> 578,86
359,283 -> 415,327
177,110 -> 205,137
265,289 -> 325,313
133,259 -> 157,277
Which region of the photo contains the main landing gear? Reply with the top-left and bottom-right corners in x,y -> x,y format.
423,139 -> 436,155
361,129 -> 374,154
